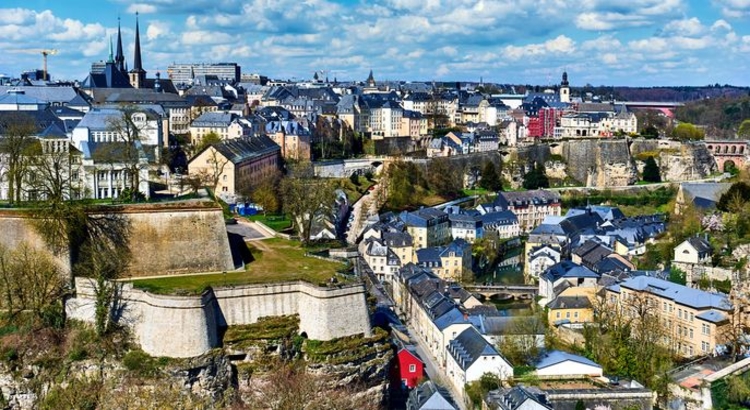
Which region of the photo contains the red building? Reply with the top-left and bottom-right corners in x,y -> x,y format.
527,107 -> 561,138
391,345 -> 424,389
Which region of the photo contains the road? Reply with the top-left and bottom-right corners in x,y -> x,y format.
406,322 -> 467,410
346,183 -> 383,244
226,219 -> 271,241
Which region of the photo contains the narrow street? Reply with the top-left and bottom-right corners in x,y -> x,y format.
346,182 -> 382,244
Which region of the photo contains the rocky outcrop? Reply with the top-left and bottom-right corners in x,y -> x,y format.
562,139 -> 637,187
660,143 -> 716,182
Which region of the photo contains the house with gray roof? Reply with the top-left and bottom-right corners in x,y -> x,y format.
445,327 -> 512,393
535,350 -> 603,378
485,385 -> 553,410
539,260 -> 600,305
406,381 -> 457,410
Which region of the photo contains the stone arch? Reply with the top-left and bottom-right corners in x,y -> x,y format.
707,145 -> 713,151
724,160 -> 737,173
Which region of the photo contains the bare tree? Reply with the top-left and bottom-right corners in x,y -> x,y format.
0,113 -> 37,204
104,106 -> 150,202
0,243 -> 65,322
280,162 -> 334,243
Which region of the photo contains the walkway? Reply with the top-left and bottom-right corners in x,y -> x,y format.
346,183 -> 382,244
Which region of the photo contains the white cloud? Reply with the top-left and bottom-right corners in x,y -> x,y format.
504,35 -> 575,60
126,4 -> 158,14
146,21 -> 169,41
663,18 -> 705,36
714,0 -> 750,18
602,53 -> 618,64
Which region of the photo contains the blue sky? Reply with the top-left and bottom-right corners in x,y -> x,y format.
1,0 -> 749,86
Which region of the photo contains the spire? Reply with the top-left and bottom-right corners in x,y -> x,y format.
561,71 -> 569,87
115,16 -> 125,72
132,12 -> 144,72
108,35 -> 114,63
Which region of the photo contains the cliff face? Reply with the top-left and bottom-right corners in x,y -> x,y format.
660,143 -> 716,182
562,139 -> 637,187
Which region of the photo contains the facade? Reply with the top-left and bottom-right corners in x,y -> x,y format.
547,290 -> 595,328
406,381 -> 457,410
393,345 -> 425,389
674,236 -> 713,265
266,120 -> 311,161
492,190 -> 562,233
606,276 -> 733,358
415,239 -> 472,282
448,213 -> 483,243
445,327 -> 512,393
189,112 -> 250,145
72,107 -> 164,150
167,63 -> 241,84
401,208 -> 451,249
187,135 -> 281,203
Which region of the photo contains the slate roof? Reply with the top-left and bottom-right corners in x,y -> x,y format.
536,350 -> 601,370
447,327 -> 501,370
547,295 -> 592,310
400,208 -> 448,228
0,109 -> 65,135
0,86 -> 81,104
479,210 -> 518,227
191,111 -> 236,127
541,260 -> 600,283
0,91 -> 47,106
490,386 -> 552,410
686,236 -> 712,254
76,108 -> 159,131
406,381 -> 457,410
206,135 -> 280,165
613,276 -> 730,311
680,183 -> 732,210
695,309 -> 729,324
495,190 -> 561,209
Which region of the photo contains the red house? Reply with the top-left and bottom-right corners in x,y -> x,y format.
391,344 -> 424,389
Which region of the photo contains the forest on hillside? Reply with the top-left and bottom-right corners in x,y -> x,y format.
674,96 -> 750,139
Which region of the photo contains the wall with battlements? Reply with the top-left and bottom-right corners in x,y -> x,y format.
66,277 -> 372,358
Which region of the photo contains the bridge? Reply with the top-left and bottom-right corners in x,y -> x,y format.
464,284 -> 538,300
704,140 -> 749,172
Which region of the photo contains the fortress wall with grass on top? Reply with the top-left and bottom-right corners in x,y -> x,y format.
66,278 -> 372,358
0,202 -> 235,280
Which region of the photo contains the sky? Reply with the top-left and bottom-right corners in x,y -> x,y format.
1,0 -> 749,87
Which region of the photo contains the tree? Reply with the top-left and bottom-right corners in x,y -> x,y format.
0,113 -> 37,204
739,119 -> 750,138
718,182 -> 750,212
425,158 -> 462,198
496,314 -> 545,367
280,162 -> 335,244
522,162 -> 549,190
240,170 -> 282,215
24,140 -> 86,202
194,131 -> 222,155
671,122 -> 705,141
479,161 -> 503,191
642,156 -> 661,183
0,244 -> 65,323
103,106 -> 150,202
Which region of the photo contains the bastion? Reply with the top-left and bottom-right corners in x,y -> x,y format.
66,278 -> 373,358
0,201 -> 235,279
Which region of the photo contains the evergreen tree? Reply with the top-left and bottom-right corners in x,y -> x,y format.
523,162 -> 549,190
642,156 -> 661,183
479,161 -> 503,191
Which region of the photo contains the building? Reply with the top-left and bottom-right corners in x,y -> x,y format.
392,342 -> 424,390
400,208 -> 451,249
485,385 -> 553,410
415,239 -> 472,282
445,327 -> 512,393
674,236 -> 713,265
167,63 -> 241,85
547,290 -> 595,328
606,276 -> 734,358
448,212 -> 483,243
265,120 -> 311,161
538,260 -> 600,305
535,350 -> 603,378
486,381 -> 654,410
490,190 -> 562,233
188,112 -> 254,145
187,135 -> 281,203
406,381 -> 457,410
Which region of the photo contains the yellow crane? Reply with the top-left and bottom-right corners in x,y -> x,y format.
7,49 -> 58,80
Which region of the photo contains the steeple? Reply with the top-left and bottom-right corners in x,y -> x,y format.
366,69 -> 375,87
559,71 -> 570,103
129,12 -> 147,89
108,35 -> 114,63
115,16 -> 126,73
132,12 -> 143,72
561,71 -> 569,87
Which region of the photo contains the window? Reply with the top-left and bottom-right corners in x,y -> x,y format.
566,312 -> 570,318
663,302 -> 667,312
678,309 -> 683,319
574,312 -> 579,318
556,312 -> 561,319
702,324 -> 710,335
689,328 -> 693,339
409,364 -> 416,373
689,313 -> 694,322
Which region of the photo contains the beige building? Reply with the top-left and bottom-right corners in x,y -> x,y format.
266,121 -> 311,161
607,276 -> 734,358
189,112 -> 253,145
400,208 -> 451,250
187,135 -> 280,203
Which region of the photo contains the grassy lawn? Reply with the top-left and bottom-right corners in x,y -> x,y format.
246,214 -> 292,231
131,238 -> 349,295
337,175 -> 375,204
461,187 -> 490,197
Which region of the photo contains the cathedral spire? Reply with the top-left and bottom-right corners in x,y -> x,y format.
132,12 -> 143,72
108,35 -> 114,63
115,16 -> 125,72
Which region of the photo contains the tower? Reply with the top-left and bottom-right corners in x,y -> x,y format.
366,69 -> 375,88
129,12 -> 147,89
115,17 -> 126,74
560,71 -> 570,103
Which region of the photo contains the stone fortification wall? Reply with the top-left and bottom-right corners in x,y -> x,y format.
0,211 -> 71,276
562,139 -> 636,187
66,278 -> 372,358
0,202 -> 235,280
116,204 -> 235,277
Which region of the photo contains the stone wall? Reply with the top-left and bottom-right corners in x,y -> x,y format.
66,277 -> 372,358
0,202 -> 235,280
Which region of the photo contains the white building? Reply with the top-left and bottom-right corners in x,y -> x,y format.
445,327 -> 512,393
535,350 -> 603,378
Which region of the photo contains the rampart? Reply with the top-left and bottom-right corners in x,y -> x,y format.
0,201 -> 235,279
66,277 -> 372,358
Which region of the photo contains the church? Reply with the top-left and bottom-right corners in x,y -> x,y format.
80,14 -> 176,95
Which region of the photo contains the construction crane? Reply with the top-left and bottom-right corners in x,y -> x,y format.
7,49 -> 58,81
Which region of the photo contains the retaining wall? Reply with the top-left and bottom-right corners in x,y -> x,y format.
66,277 -> 372,358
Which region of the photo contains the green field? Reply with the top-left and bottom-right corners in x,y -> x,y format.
131,238 -> 349,295
246,214 -> 292,231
